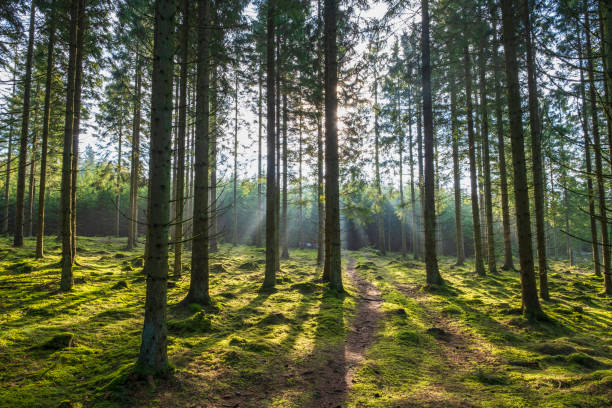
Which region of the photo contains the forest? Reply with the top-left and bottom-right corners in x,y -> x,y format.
0,0 -> 611,406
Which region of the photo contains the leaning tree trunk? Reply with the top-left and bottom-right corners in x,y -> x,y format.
478,40 -> 497,274
137,0 -> 175,377
13,1 -> 35,248
262,0 -> 277,291
173,0 -> 189,277
521,0 -> 548,300
184,0 -> 211,306
323,0 -> 343,292
585,7 -> 612,295
36,12 -> 56,258
449,67 -> 465,266
421,0 -> 442,285
500,0 -> 543,319
60,0 -> 79,291
463,46 -> 486,276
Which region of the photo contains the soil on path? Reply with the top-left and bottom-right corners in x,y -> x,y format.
309,257 -> 383,407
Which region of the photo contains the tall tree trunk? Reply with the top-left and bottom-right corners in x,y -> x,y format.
491,4 -> 515,270
500,0 -> 543,319
27,80 -> 40,238
323,0 -> 343,292
478,39 -> 497,274
137,0 -> 175,376
128,52 -> 142,250
298,103 -> 303,249
585,7 -> 612,295
60,0 -> 79,291
464,46 -> 486,276
184,0 -> 211,305
36,12 -> 56,258
13,1 -> 35,247
417,101 -> 424,259
578,25 -> 600,277
116,125 -> 122,237
209,64 -> 218,252
317,106 -> 325,268
408,91 -> 417,258
257,67 -> 263,247
374,71 -> 385,254
71,0 -> 85,264
274,36 -> 281,273
281,77 -> 289,259
449,67 -> 465,265
316,0 -> 325,268
233,70 -> 239,245
263,0 -> 277,291
173,0 -> 189,277
3,51 -> 17,234
520,0 -> 548,300
421,0 -> 442,285
398,80 -> 406,257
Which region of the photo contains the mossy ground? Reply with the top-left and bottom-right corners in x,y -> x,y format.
0,237 -> 610,407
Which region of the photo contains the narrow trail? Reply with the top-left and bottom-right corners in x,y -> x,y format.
311,257 -> 383,408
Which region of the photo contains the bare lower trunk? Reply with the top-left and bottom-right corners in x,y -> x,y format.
449,67 -> 464,265
464,46 -> 486,276
521,0 -> 548,300
37,15 -> 56,258
137,0 -> 175,376
500,0 -> 543,319
185,0 -> 211,306
323,0 -> 343,292
13,2 -> 35,247
421,0 -> 442,285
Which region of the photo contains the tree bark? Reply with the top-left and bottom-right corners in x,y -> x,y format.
257,67 -> 263,247
128,52 -> 142,249
449,67 -> 465,265
60,0 -> 79,291
520,0 -> 548,300
13,0 -> 35,247
209,63 -> 218,253
70,0 -> 85,264
184,0 -> 211,306
585,6 -> 612,295
137,0 -> 175,376
281,75 -> 289,259
116,124 -> 122,237
491,4 -> 515,271
3,51 -> 17,235
500,0 -> 543,319
173,0 -> 189,277
374,66 -> 385,254
478,39 -> 497,274
323,0 -> 343,292
577,24 -> 600,277
421,0 -> 442,285
27,80 -> 40,238
463,46 -> 486,276
263,0 -> 277,291
233,70 -> 239,245
36,11 -> 56,258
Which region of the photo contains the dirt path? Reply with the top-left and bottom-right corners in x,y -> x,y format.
311,257 -> 383,407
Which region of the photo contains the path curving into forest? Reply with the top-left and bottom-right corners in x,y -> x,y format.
311,257 -> 383,407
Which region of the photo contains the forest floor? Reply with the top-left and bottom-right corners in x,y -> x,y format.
0,237 -> 611,408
